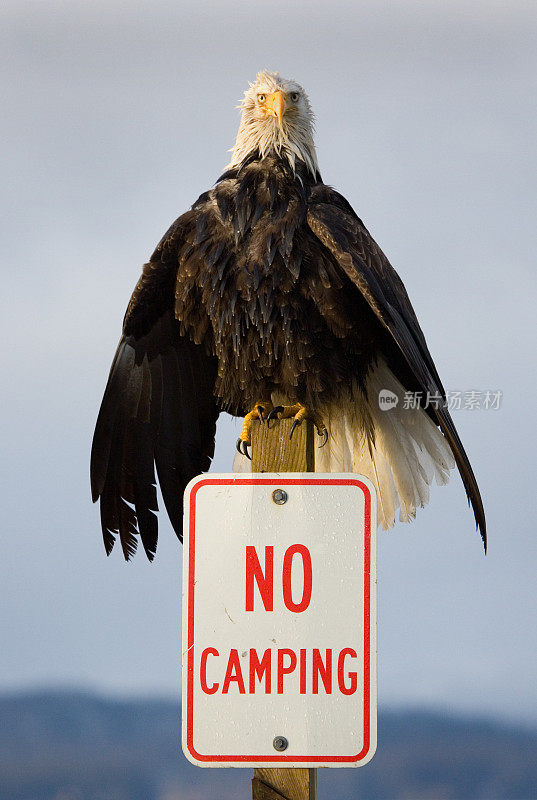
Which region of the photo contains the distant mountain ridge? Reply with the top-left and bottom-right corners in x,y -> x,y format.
0,690 -> 536,800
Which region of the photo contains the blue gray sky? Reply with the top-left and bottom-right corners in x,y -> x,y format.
2,0 -> 536,722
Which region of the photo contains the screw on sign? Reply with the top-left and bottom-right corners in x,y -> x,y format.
273,736 -> 289,752
272,489 -> 288,505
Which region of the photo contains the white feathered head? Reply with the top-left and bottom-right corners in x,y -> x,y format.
228,71 -> 319,177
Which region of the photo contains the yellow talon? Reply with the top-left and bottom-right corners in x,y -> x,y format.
236,400 -> 274,458
275,403 -> 304,421
267,403 -> 328,446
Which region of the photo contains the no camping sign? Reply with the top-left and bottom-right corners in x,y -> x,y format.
181,474 -> 377,768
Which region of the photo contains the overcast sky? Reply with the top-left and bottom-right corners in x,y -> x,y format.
1,0 -> 536,723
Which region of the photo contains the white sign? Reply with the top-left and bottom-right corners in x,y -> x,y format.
182,473 -> 377,768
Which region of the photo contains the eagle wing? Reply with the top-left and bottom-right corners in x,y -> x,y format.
90,215 -> 219,561
307,187 -> 486,548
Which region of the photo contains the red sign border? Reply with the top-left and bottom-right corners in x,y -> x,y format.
184,476 -> 373,764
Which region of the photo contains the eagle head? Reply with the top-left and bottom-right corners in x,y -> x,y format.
228,71 -> 319,177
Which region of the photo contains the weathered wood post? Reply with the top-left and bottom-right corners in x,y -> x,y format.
250,416 -> 317,800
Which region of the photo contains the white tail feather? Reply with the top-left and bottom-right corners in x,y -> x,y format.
232,359 -> 455,529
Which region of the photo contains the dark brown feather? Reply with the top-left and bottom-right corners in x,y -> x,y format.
306,192 -> 486,548
91,244 -> 218,561
92,151 -> 486,558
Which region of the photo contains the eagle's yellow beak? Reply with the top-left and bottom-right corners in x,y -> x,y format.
266,90 -> 287,123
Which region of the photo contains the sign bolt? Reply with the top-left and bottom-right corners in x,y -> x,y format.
273,735 -> 289,751
272,489 -> 288,505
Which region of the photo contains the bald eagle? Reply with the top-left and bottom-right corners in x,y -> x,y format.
91,71 -> 486,560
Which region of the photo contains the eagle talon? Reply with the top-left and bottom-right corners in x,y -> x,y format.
289,419 -> 301,440
236,438 -> 251,459
271,403 -> 328,445
318,428 -> 328,448
237,401 -> 273,456
267,406 -> 284,426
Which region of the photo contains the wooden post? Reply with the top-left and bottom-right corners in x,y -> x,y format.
252,768 -> 317,800
250,416 -> 317,800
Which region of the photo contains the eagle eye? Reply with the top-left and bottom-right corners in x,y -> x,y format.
290,92 -> 300,102
257,94 -> 266,103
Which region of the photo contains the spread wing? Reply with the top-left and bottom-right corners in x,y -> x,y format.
90,217 -> 219,561
307,187 -> 486,548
